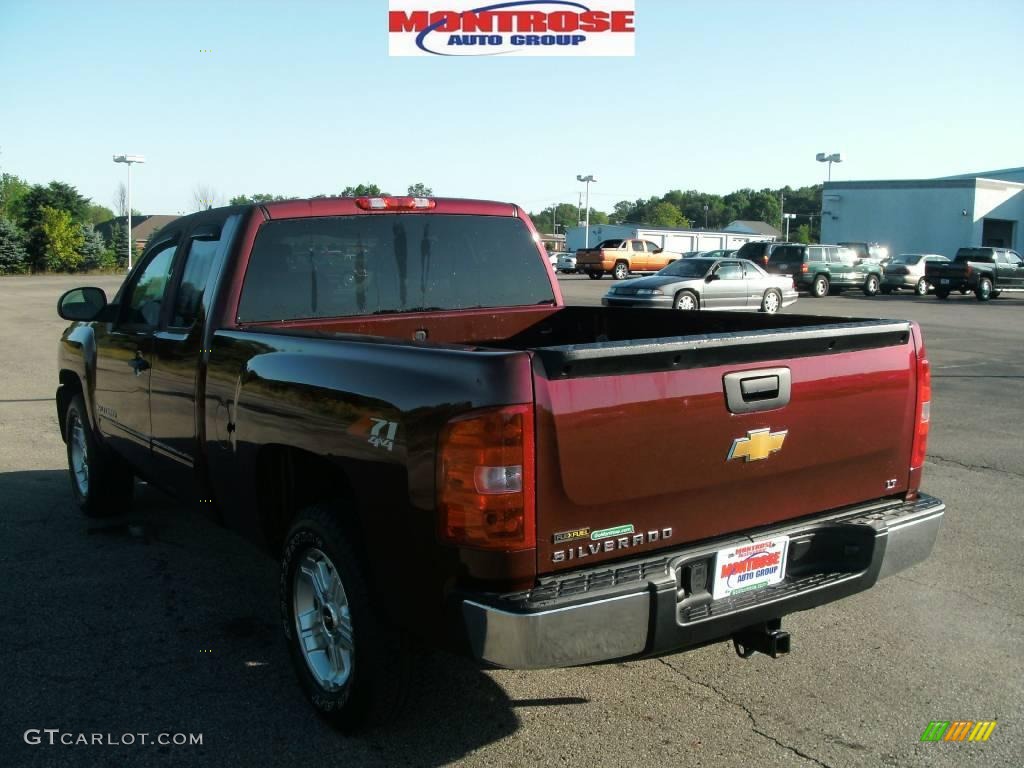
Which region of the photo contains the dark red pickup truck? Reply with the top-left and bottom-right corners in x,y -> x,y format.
56,196 -> 943,729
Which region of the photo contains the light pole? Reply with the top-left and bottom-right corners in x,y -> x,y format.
815,152 -> 842,182
113,154 -> 145,271
703,204 -> 709,229
782,212 -> 796,241
576,175 -> 595,247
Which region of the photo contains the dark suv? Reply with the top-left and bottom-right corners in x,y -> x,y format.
764,244 -> 883,297
734,241 -> 790,268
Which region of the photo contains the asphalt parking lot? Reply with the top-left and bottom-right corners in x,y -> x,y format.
2,273 -> 1022,768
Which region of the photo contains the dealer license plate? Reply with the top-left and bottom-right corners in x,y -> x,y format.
940,278 -> 949,284
712,536 -> 789,600
777,263 -> 787,270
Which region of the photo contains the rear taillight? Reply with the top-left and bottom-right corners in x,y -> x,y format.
801,263 -> 809,273
438,405 -> 535,551
910,345 -> 931,471
965,265 -> 972,277
355,196 -> 436,210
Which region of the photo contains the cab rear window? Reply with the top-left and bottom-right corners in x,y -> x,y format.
955,248 -> 993,263
237,214 -> 555,322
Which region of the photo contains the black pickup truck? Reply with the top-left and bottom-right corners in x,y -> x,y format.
56,196 -> 942,729
925,246 -> 1024,300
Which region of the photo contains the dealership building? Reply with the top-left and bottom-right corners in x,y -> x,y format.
820,166 -> 1024,257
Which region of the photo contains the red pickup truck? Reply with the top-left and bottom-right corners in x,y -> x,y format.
56,196 -> 943,729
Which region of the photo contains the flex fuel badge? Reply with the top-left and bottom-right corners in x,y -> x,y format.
552,527 -> 590,544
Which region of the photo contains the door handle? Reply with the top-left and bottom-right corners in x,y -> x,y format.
723,368 -> 791,414
129,350 -> 150,376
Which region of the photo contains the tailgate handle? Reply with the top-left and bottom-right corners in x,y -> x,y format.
724,368 -> 791,414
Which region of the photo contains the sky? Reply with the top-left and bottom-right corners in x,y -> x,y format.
2,0 -> 1023,216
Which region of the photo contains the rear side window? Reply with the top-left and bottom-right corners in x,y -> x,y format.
597,239 -> 623,249
768,245 -> 805,263
631,241 -> 644,252
237,214 -> 555,322
736,242 -> 766,259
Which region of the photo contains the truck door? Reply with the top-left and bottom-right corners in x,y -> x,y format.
1006,251 -> 1024,287
149,214 -> 239,501
93,238 -> 180,474
629,239 -> 646,271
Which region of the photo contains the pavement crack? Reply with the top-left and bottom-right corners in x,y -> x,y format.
927,454 -> 1024,480
657,657 -> 834,768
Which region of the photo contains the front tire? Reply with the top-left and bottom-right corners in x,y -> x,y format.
975,277 -> 993,301
65,394 -> 133,517
811,275 -> 830,298
935,288 -> 950,299
760,289 -> 781,313
674,290 -> 699,311
915,278 -> 929,296
863,274 -> 880,296
281,503 -> 409,731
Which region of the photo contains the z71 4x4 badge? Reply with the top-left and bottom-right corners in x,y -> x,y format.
368,418 -> 398,452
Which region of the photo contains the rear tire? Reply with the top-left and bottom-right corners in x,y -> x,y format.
613,262 -> 630,280
975,277 -> 993,301
811,275 -> 829,298
587,272 -> 603,280
281,503 -> 409,731
64,394 -> 133,518
935,289 -> 950,299
760,289 -> 781,314
915,278 -> 929,296
674,290 -> 699,311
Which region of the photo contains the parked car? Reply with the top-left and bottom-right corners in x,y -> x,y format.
839,241 -> 891,268
56,196 -> 942,730
734,241 -> 790,267
547,251 -> 558,268
577,238 -> 681,280
703,249 -> 737,259
764,244 -> 884,298
680,250 -> 709,258
555,251 -> 578,273
601,257 -> 798,312
881,254 -> 949,295
924,247 -> 1024,300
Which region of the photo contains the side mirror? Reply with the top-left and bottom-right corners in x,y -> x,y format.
706,273 -> 720,282
58,287 -> 108,321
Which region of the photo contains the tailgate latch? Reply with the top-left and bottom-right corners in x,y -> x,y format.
723,367 -> 791,414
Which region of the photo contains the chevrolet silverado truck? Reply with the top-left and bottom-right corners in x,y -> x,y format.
56,196 -> 943,730
924,246 -> 1024,300
577,238 -> 679,280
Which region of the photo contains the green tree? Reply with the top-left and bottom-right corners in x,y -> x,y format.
39,206 -> 84,272
341,183 -> 386,197
229,193 -> 290,205
648,202 -> 688,228
406,182 -> 433,197
86,204 -> 115,226
0,217 -> 28,274
609,200 -> 635,224
77,225 -> 110,271
21,182 -> 90,270
0,173 -> 31,222
793,223 -> 813,244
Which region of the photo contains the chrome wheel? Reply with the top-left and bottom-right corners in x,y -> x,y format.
69,413 -> 89,497
293,548 -> 354,692
613,263 -> 629,280
675,292 -> 697,311
762,290 -> 780,313
915,278 -> 929,296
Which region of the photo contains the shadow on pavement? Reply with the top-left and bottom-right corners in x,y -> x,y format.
0,469 -> 520,767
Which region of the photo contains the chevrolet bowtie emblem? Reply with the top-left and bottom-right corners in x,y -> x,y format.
728,428 -> 788,462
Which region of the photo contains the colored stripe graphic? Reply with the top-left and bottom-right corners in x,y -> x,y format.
920,720 -> 996,742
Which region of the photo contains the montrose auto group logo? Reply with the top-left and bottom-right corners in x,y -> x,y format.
388,0 -> 635,56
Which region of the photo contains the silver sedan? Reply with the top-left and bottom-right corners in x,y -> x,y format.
601,257 -> 799,312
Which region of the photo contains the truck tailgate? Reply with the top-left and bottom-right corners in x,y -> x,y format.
530,321 -> 919,573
